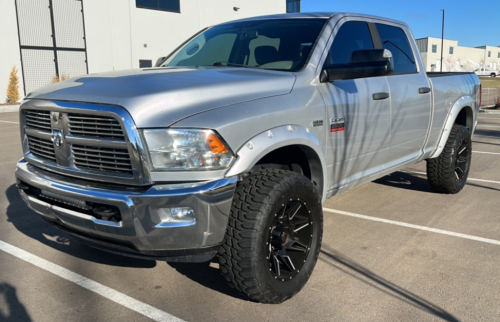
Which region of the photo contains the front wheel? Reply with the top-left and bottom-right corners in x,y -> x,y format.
491,73 -> 496,77
426,124 -> 471,193
218,169 -> 323,304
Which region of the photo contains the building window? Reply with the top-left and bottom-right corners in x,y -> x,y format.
136,0 -> 180,13
139,60 -> 152,68
286,0 -> 300,13
432,44 -> 437,53
498,52 -> 500,58
488,51 -> 491,57
449,46 -> 453,55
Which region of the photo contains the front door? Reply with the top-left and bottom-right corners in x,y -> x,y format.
318,20 -> 391,194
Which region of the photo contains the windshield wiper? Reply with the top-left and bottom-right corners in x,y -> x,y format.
212,61 -> 258,68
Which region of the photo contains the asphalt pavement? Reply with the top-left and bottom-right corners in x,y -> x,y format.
1,111 -> 499,322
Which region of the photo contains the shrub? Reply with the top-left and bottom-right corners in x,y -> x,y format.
6,66 -> 20,103
52,73 -> 70,83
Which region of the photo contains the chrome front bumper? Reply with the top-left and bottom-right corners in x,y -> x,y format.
15,159 -> 237,262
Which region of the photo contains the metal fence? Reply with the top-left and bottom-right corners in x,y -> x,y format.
15,0 -> 88,95
481,88 -> 500,108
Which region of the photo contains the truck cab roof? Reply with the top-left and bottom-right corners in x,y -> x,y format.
226,12 -> 409,28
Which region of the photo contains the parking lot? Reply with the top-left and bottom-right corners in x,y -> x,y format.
1,110 -> 500,322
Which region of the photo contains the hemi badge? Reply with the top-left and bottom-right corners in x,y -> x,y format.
313,120 -> 323,127
330,117 -> 345,133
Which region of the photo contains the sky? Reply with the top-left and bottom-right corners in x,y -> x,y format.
301,0 -> 500,48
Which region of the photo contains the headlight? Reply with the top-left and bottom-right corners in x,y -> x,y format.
142,129 -> 235,171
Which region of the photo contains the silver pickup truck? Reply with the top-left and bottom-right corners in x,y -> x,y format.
15,12 -> 480,303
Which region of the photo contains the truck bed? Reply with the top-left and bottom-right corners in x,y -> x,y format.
427,72 -> 475,77
425,71 -> 480,156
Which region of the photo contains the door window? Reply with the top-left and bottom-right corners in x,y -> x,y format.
375,24 -> 417,74
326,21 -> 374,65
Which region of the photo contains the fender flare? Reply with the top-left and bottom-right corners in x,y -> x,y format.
225,125 -> 328,203
429,95 -> 474,158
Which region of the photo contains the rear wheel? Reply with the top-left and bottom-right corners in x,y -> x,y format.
491,73 -> 496,77
426,124 -> 471,193
218,169 -> 323,304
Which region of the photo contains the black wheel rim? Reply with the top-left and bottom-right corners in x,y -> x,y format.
455,138 -> 469,181
267,199 -> 313,282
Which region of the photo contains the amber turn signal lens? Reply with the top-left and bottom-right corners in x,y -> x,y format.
206,133 -> 228,154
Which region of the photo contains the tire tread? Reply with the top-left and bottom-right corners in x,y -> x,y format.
218,169 -> 322,304
427,124 -> 471,194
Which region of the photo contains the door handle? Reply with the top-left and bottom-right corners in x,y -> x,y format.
372,92 -> 390,100
419,87 -> 431,94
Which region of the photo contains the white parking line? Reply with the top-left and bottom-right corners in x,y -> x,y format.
403,170 -> 500,185
323,208 -> 500,246
473,151 -> 500,155
0,240 -> 185,322
0,120 -> 19,124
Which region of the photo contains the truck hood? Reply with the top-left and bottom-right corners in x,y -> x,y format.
26,67 -> 296,128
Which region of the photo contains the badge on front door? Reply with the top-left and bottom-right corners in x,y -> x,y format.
330,117 -> 345,132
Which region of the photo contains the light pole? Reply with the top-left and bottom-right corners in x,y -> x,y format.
440,9 -> 445,72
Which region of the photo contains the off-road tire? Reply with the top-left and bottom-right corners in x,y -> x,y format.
426,124 -> 471,193
218,169 -> 323,304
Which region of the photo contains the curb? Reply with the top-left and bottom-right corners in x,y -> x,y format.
0,105 -> 20,113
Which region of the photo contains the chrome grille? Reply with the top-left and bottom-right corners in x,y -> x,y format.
27,135 -> 56,162
68,113 -> 125,140
72,145 -> 133,175
21,101 -> 148,185
26,110 -> 51,132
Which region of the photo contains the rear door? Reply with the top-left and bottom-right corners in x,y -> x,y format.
374,23 -> 432,168
318,19 -> 391,192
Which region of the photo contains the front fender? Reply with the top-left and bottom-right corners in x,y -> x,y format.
225,125 -> 328,203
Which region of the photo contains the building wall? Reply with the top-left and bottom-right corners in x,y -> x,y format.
64,0 -> 286,73
0,0 -> 25,102
417,36 -> 500,72
476,45 -> 500,71
0,0 -> 286,101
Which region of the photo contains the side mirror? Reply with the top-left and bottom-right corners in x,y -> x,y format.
155,56 -> 167,67
320,49 -> 394,83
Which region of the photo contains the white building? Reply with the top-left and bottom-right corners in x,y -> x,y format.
1,0 -> 298,100
416,36 -> 500,72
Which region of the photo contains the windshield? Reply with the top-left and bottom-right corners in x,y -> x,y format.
161,18 -> 327,72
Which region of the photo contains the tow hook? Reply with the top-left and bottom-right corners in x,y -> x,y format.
93,206 -> 120,222
16,183 -> 29,190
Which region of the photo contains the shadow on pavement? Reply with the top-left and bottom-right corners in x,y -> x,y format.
0,283 -> 32,322
375,171 -> 500,193
473,128 -> 500,138
166,260 -> 249,301
373,172 -> 433,193
319,245 -> 460,322
5,184 -> 156,269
